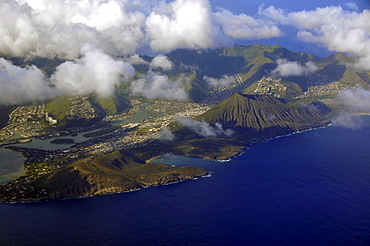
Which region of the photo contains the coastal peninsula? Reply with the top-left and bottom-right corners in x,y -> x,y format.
0,44 -> 368,202
0,92 -> 330,202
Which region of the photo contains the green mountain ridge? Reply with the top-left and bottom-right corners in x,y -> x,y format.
170,44 -> 370,102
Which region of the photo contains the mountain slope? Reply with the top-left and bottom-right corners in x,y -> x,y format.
173,93 -> 330,160
201,93 -> 327,130
318,53 -> 370,87
163,44 -> 370,102
220,44 -> 318,85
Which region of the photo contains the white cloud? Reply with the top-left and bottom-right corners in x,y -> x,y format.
351,53 -> 370,71
0,0 -> 147,59
0,58 -> 55,104
178,118 -> 233,137
345,2 -> 359,11
150,55 -> 174,71
1,1 -> 368,67
336,86 -> 370,112
260,5 -> 370,70
214,9 -> 282,40
159,126 -> 175,141
332,86 -> 370,129
0,0 -> 236,58
2,1 -> 370,105
332,112 -> 365,129
271,59 -> 318,77
51,44 -> 135,98
0,46 -> 136,105
125,54 -> 149,65
130,70 -> 188,100
203,75 -> 236,88
179,63 -> 199,72
145,0 -> 232,52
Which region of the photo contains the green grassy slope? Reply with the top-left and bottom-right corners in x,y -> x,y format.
44,96 -> 71,121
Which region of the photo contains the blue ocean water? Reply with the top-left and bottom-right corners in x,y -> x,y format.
1,120 -> 370,246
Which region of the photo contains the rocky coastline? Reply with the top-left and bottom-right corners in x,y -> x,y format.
0,149 -> 208,203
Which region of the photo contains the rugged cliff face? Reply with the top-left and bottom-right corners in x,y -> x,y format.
174,93 -> 331,161
201,93 -> 328,131
0,151 -> 208,202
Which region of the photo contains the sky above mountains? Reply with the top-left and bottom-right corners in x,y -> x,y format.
210,0 -> 369,15
210,0 -> 370,57
0,0 -> 369,105
1,0 -> 369,59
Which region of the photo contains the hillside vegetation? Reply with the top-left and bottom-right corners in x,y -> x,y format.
0,150 -> 207,202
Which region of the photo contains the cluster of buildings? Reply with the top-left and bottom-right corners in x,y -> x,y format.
45,113 -> 57,124
83,101 -> 211,155
296,81 -> 347,99
254,77 -> 287,98
0,105 -> 49,141
67,96 -> 96,120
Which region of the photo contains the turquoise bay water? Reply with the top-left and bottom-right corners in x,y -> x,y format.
0,118 -> 370,245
